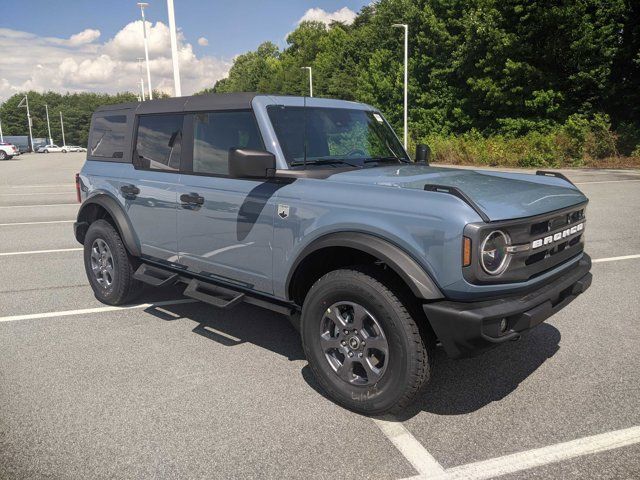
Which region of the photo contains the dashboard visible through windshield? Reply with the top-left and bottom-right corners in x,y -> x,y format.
267,106 -> 409,168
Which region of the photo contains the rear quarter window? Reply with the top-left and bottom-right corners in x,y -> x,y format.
88,114 -> 128,161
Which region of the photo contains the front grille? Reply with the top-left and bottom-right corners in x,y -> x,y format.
463,203 -> 587,285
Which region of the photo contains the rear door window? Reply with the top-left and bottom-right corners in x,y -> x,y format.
88,115 -> 127,160
135,114 -> 184,171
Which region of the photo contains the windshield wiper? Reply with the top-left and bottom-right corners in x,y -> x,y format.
290,158 -> 364,168
363,156 -> 402,163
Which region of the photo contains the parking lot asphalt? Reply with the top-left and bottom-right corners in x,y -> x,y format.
1,153 -> 639,479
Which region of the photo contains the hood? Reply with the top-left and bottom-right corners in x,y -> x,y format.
327,164 -> 587,222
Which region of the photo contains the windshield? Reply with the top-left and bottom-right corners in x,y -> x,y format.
267,106 -> 409,167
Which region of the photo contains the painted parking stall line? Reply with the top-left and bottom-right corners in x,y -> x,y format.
0,248 -> 83,257
0,220 -> 75,226
592,254 -> 640,264
0,203 -> 78,209
0,299 -> 198,323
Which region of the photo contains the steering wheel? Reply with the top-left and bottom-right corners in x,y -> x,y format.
346,149 -> 367,157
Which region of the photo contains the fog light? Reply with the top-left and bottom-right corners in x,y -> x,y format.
500,318 -> 508,333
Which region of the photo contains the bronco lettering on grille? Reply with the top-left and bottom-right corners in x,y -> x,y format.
531,223 -> 584,249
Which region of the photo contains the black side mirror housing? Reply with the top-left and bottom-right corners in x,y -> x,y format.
228,148 -> 276,178
415,143 -> 431,164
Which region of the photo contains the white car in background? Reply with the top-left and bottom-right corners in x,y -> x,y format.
0,142 -> 20,160
37,144 -> 67,153
65,145 -> 87,152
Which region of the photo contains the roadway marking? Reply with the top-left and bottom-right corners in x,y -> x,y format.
373,417 -> 446,476
592,254 -> 640,263
0,203 -> 78,208
575,179 -> 640,185
0,220 -> 75,226
0,192 -> 72,196
0,299 -> 199,323
0,248 -> 82,257
2,184 -> 75,188
398,425 -> 640,480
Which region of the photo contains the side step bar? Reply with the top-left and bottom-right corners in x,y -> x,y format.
183,279 -> 245,309
134,263 -> 179,287
135,261 -> 296,316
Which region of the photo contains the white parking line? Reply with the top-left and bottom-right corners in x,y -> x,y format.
0,248 -> 82,257
373,418 -> 445,476
0,220 -> 75,226
0,298 -> 199,323
0,203 -> 78,208
0,192 -> 72,196
2,184 -> 75,188
593,254 -> 640,263
575,179 -> 640,185
397,425 -> 640,480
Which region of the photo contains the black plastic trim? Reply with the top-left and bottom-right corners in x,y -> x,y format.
423,184 -> 491,222
536,170 -> 576,187
75,194 -> 141,256
424,253 -> 592,358
286,232 -> 443,301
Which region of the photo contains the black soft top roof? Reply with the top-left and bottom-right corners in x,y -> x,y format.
94,92 -> 258,114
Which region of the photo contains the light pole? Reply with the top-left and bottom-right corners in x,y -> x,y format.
137,57 -> 146,100
59,112 -> 66,147
0,117 -> 3,143
45,104 -> 53,145
137,2 -> 153,100
301,66 -> 313,97
17,95 -> 34,152
166,0 -> 182,96
392,23 -> 408,149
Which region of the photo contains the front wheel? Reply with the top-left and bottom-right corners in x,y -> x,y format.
61,149 -> 67,153
0,151 -> 6,160
83,219 -> 142,305
301,266 -> 431,415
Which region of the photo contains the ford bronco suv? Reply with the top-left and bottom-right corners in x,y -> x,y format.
74,93 -> 592,414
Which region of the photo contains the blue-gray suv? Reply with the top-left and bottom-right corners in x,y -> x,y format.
74,93 -> 592,414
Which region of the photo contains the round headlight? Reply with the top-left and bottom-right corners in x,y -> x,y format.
480,230 -> 510,275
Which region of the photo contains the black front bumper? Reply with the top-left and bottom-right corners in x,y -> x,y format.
424,254 -> 592,358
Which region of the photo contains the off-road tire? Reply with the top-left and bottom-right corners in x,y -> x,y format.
301,266 -> 431,415
83,219 -> 142,305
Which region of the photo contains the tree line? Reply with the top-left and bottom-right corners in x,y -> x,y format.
210,0 -> 640,163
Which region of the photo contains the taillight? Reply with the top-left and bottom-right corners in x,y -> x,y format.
75,173 -> 82,203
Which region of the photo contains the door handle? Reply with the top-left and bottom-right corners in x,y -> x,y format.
120,184 -> 140,198
180,192 -> 205,206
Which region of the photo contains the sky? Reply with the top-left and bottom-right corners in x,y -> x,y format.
0,0 -> 370,101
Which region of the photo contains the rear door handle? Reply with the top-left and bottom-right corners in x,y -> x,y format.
180,192 -> 205,206
120,184 -> 140,198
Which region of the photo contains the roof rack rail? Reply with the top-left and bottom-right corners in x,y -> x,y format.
535,170 -> 576,187
423,184 -> 490,222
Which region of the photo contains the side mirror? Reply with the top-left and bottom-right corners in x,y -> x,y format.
415,143 -> 431,164
229,148 -> 276,178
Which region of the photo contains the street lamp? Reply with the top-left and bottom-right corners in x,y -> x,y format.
392,23 -> 408,149
301,66 -> 313,97
60,112 -> 66,147
137,57 -> 146,100
166,0 -> 182,96
45,104 -> 53,145
137,2 -> 153,100
17,94 -> 34,152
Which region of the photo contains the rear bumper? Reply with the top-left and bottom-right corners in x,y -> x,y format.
424,254 -> 592,358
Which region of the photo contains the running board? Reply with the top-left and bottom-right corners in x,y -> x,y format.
134,264 -> 179,287
183,279 -> 245,309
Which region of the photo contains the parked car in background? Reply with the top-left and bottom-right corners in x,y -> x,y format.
65,145 -> 87,152
0,142 -> 20,159
37,144 -> 67,153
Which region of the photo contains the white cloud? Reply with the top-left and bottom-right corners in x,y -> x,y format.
0,23 -> 230,102
68,29 -> 101,46
298,7 -> 357,26
197,37 -> 208,46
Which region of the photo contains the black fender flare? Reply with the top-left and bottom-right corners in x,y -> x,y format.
75,194 -> 141,256
286,232 -> 443,301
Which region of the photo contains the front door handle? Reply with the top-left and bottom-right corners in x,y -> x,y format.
120,184 -> 140,198
180,192 -> 205,206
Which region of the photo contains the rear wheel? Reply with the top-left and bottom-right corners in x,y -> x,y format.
83,219 -> 141,305
301,266 -> 431,415
0,151 -> 6,160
